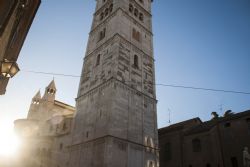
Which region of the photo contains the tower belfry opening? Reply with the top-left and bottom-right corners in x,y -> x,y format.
69,0 -> 158,166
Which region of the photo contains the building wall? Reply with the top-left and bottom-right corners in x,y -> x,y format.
14,82 -> 75,167
0,0 -> 40,95
218,114 -> 250,167
159,111 -> 250,167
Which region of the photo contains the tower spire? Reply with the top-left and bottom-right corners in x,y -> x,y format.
33,90 -> 41,100
42,79 -> 56,102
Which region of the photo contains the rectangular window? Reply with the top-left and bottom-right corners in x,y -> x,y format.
165,142 -> 172,160
224,122 -> 231,128
98,28 -> 106,41
192,138 -> 201,152
231,157 -> 238,167
132,28 -> 141,42
62,122 -> 67,131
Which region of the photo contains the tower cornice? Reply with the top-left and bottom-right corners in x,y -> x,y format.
76,77 -> 157,102
85,33 -> 155,62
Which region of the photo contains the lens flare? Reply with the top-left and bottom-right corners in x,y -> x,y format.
0,121 -> 21,157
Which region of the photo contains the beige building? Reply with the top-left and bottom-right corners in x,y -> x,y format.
14,80 -> 75,167
0,0 -> 40,95
159,110 -> 250,167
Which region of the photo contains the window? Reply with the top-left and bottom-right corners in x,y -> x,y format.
133,55 -> 139,68
105,8 -> 109,16
50,125 -> 53,132
63,122 -> 67,131
100,110 -> 102,117
231,157 -> 238,167
129,4 -> 133,13
147,160 -> 155,167
96,54 -> 101,66
86,131 -> 89,138
224,122 -> 231,127
165,142 -> 172,160
132,28 -> 141,42
109,4 -> 113,13
100,12 -> 104,20
47,88 -> 55,94
149,161 -> 154,167
134,8 -> 138,17
59,143 -> 63,150
139,13 -> 144,22
192,138 -> 201,152
99,28 -> 106,41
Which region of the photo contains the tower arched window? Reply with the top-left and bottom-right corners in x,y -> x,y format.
133,55 -> 139,68
109,4 -> 113,13
139,13 -> 144,22
105,8 -> 109,16
134,8 -> 138,17
129,4 -> 133,13
100,12 -> 104,20
96,54 -> 101,66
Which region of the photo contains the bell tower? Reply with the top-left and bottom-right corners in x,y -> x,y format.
69,0 -> 158,166
27,90 -> 41,119
42,79 -> 56,102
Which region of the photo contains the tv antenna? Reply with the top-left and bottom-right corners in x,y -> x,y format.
168,108 -> 171,124
219,103 -> 223,113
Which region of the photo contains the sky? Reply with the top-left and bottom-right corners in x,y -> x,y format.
0,0 -> 250,130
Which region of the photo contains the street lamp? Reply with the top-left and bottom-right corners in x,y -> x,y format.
0,59 -> 20,78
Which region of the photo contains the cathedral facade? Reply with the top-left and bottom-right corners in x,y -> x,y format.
15,80 -> 75,167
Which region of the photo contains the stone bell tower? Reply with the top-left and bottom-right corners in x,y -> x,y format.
69,0 -> 158,166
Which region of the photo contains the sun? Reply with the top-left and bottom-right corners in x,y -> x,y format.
0,121 -> 21,157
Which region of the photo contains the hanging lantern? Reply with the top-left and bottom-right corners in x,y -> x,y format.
0,59 -> 20,78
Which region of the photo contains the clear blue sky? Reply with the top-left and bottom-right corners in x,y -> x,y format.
1,0 -> 250,129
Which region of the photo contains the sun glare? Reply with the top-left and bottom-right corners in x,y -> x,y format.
0,121 -> 21,157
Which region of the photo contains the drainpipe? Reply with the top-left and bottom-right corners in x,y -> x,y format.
216,120 -> 226,167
